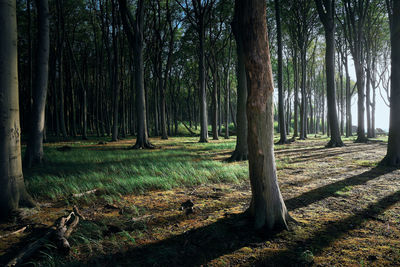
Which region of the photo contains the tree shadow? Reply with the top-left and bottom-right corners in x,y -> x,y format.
255,190 -> 400,266
285,166 -> 395,211
66,166 -> 396,266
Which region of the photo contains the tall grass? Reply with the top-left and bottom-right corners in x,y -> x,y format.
23,137 -> 248,201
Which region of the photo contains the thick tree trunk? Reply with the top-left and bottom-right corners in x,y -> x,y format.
382,0 -> 400,166
238,0 -> 290,231
275,0 -> 287,144
25,0 -> 50,167
0,0 -> 35,220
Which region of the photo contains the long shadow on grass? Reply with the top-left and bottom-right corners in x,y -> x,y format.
287,146 -> 381,164
285,166 -> 395,211
255,190 -> 400,266
73,167 -> 396,266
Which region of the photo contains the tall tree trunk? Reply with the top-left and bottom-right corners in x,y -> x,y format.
229,6 -> 248,161
25,0 -> 50,167
0,0 -> 35,220
118,0 -> 154,148
199,20 -> 208,142
111,0 -> 119,142
382,0 -> 400,166
300,48 -> 307,140
238,0 -> 290,230
315,0 -> 343,147
275,0 -> 287,144
292,49 -> 299,139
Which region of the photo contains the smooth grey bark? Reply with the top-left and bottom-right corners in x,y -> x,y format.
0,0 -> 35,220
315,0 -> 343,147
343,0 -> 369,143
118,0 -> 154,149
292,48 -> 299,139
229,1 -> 248,161
382,0 -> 400,166
224,41 -> 232,140
25,0 -> 50,167
237,0 -> 290,230
275,0 -> 287,144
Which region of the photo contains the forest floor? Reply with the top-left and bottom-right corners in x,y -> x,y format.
1,135 -> 400,266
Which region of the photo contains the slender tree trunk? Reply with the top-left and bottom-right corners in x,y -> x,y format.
25,0 -> 50,167
315,0 -> 343,147
111,1 -> 119,142
199,20 -> 208,142
0,0 -> 35,220
292,49 -> 299,139
211,65 -> 219,140
300,48 -> 307,140
229,8 -> 248,161
238,0 -> 290,231
275,0 -> 287,144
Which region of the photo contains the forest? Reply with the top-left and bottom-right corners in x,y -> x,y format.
0,0 -> 399,266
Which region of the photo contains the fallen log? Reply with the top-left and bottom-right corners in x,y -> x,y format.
6,208 -> 84,267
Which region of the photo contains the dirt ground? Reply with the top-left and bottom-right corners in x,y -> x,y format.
1,138 -> 400,266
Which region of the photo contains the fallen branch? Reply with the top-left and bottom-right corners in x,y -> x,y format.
72,189 -> 98,198
6,208 -> 84,267
0,226 -> 27,239
179,121 -> 196,136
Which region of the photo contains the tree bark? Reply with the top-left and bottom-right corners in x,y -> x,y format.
382,0 -> 400,166
0,0 -> 35,220
237,0 -> 290,230
275,0 -> 287,144
315,0 -> 343,147
111,0 -> 120,142
229,1 -> 248,161
25,0 -> 50,167
118,0 -> 154,149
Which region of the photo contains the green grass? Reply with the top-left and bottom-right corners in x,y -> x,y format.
23,137 -> 248,202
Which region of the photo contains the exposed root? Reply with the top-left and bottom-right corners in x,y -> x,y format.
355,136 -> 369,143
130,140 -> 157,149
227,150 -> 248,162
379,155 -> 400,168
325,139 -> 345,148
